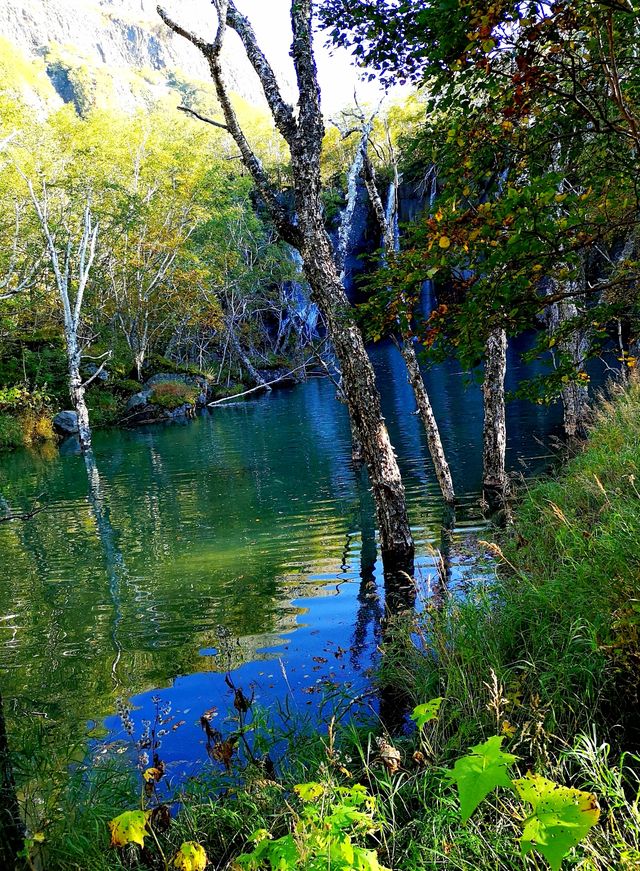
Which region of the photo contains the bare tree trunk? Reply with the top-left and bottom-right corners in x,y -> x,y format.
482,328 -> 508,509
300,232 -> 413,556
399,339 -> 455,504
67,332 -> 92,451
361,143 -> 455,504
549,299 -> 589,438
226,320 -> 271,391
159,0 -> 414,561
0,691 -> 23,870
546,272 -> 590,439
26,184 -> 99,452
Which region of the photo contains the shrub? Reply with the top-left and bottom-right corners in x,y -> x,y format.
0,386 -> 56,450
0,413 -> 24,450
150,381 -> 198,410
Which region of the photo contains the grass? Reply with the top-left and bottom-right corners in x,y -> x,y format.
11,378 -> 640,870
382,376 -> 640,750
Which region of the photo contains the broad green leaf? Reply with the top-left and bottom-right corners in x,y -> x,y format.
328,833 -> 354,865
266,834 -> 298,870
410,697 -> 443,730
173,841 -> 208,871
446,736 -> 517,823
514,773 -> 600,871
353,846 -> 390,871
295,782 -> 325,802
108,810 -> 150,848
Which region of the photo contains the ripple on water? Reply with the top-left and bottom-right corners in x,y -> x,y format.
0,342 -> 564,765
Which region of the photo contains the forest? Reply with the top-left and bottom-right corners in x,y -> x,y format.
1,1 -> 640,869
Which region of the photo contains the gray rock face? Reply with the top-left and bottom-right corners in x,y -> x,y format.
0,0 -> 293,112
53,410 -> 79,436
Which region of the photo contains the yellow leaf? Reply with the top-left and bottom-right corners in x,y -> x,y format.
109,810 -> 150,849
143,767 -> 162,782
439,236 -> 451,249
173,841 -> 208,871
501,721 -> 516,737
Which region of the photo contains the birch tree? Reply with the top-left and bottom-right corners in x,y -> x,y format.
27,182 -> 100,451
357,123 -> 456,505
158,0 -> 414,561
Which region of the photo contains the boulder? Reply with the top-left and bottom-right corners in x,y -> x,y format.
83,362 -> 109,382
125,390 -> 152,412
53,410 -> 79,436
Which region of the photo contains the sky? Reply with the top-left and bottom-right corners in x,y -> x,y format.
232,0 -> 398,116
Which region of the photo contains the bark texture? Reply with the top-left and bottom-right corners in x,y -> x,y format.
482,327 -> 508,507
362,143 -> 455,504
546,272 -> 590,439
400,339 -> 455,504
27,185 -> 98,451
158,0 -> 414,559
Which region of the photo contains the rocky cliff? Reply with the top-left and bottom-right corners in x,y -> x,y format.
0,0 -> 283,113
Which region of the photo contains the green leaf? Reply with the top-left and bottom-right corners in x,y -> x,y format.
266,834 -> 298,870
353,846 -> 390,871
446,736 -> 517,823
410,697 -> 443,730
294,782 -> 325,802
514,773 -> 600,871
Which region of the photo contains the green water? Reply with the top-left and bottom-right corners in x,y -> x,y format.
0,343 -> 562,768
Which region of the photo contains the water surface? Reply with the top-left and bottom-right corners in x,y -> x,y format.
0,342 -> 564,772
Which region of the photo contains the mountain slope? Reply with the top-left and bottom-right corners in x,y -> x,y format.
0,0 -> 284,113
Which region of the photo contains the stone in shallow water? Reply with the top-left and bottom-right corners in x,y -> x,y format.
52,410 -> 79,436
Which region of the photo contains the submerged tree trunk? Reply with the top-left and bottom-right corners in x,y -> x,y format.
0,691 -> 23,870
159,0 -> 414,562
482,327 -> 508,508
361,145 -> 455,504
399,339 -> 455,503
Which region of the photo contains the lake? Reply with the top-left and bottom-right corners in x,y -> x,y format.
0,341 -> 564,778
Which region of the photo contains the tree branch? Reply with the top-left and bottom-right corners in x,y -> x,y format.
177,105 -> 229,130
157,4 -> 301,248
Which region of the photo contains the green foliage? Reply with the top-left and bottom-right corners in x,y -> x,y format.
410,697 -> 443,730
514,773 -> 600,871
446,736 -> 517,824
444,739 -> 600,868
236,782 -> 388,871
0,412 -> 24,450
0,385 -> 55,449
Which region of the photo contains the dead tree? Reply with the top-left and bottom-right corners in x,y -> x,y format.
360,131 -> 455,505
27,182 -> 102,452
482,327 -> 508,508
158,0 -> 413,561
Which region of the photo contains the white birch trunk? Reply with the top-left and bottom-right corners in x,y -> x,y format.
482,327 -> 508,508
27,182 -> 99,452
